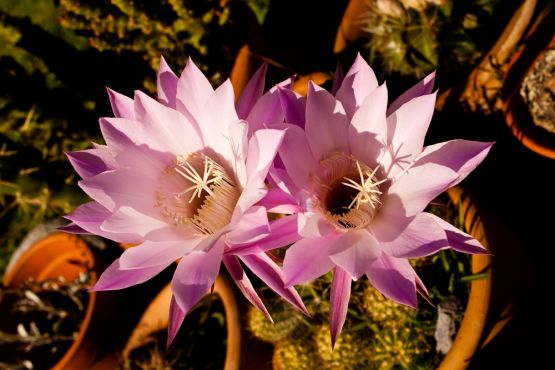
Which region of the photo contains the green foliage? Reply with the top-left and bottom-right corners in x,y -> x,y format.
361,0 -> 501,79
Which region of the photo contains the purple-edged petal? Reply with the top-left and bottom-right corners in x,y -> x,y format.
66,148 -> 114,179
240,252 -> 309,316
230,214 -> 300,255
171,237 -> 225,316
107,88 -> 135,119
256,187 -> 301,214
167,296 -> 186,348
385,92 -> 438,175
92,258 -> 171,291
283,233 -> 343,287
298,212 -> 336,238
375,212 -> 449,257
118,239 -> 198,269
415,139 -> 494,186
381,162 -> 459,218
331,63 -> 344,95
226,206 -> 270,246
329,267 -> 351,349
278,86 -> 306,127
305,82 -> 349,160
236,63 -> 267,120
387,71 -> 436,116
349,83 -> 389,166
335,54 -> 379,119
58,222 -> 90,234
329,229 -> 381,280
157,56 -> 178,108
223,255 -> 272,321
428,213 -> 488,254
278,124 -> 319,190
245,86 -> 286,134
366,254 -> 418,308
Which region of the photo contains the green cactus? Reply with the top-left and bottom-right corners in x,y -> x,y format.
314,323 -> 372,369
273,335 -> 323,370
247,304 -> 303,344
362,285 -> 410,328
361,0 -> 501,80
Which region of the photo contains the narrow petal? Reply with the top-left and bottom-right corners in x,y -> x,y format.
171,237 -> 225,315
349,83 -> 389,166
335,54 -> 379,119
283,233 -> 342,287
58,222 -> 90,234
246,88 -> 285,133
329,267 -> 352,349
236,63 -> 266,119
230,214 -> 300,255
223,255 -> 272,321
92,258 -> 170,291
245,128 -> 286,184
366,255 -> 418,308
374,212 -> 449,257
107,88 -> 135,119
415,140 -> 494,187
278,124 -> 319,191
278,87 -> 306,127
331,63 -> 344,95
66,149 -> 114,179
428,213 -> 489,254
118,239 -> 199,269
226,206 -> 270,246
306,82 -> 349,160
386,92 -> 438,175
387,71 -> 435,116
298,212 -> 336,238
167,296 -> 186,348
240,252 -> 309,316
256,187 -> 301,214
157,56 -> 178,108
329,229 -> 381,280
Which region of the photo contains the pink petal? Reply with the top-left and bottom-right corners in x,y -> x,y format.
415,139 -> 494,187
348,83 -> 389,166
232,175 -> 268,222
100,206 -> 168,238
107,88 -> 135,119
331,63 -> 344,95
134,91 -> 203,155
227,120 -> 249,187
245,128 -> 286,184
167,296 -> 186,348
335,54 -> 379,119
329,266 -> 351,349
305,82 -> 349,160
118,239 -> 199,269
329,229 -> 381,280
240,252 -> 309,316
256,187 -> 301,214
92,258 -> 170,291
298,212 -> 336,238
278,124 -> 319,191
245,87 -> 285,134
171,237 -> 225,316
366,254 -> 418,308
387,71 -> 436,116
66,148 -> 114,179
428,213 -> 488,254
283,233 -> 342,287
157,56 -> 178,108
226,206 -> 270,246
175,57 -> 214,125
236,63 -> 267,119
230,214 -> 300,255
223,255 -> 272,321
386,92 -> 438,176
381,162 -> 459,218
58,222 -> 90,234
278,86 -> 306,127
374,212 -> 449,257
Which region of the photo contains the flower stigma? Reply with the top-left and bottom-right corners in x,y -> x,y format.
156,152 -> 240,235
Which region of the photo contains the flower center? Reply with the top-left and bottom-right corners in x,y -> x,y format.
156,153 -> 240,235
311,153 -> 386,229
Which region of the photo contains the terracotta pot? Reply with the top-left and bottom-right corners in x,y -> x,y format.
437,188 -> 492,370
122,273 -> 241,370
1,232 -> 114,370
501,8 -> 555,159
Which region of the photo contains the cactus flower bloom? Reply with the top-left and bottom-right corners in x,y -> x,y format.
63,58 -> 307,346
268,55 -> 493,345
